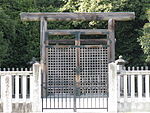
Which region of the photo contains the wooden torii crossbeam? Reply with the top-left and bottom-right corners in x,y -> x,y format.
20,12 -> 135,62
20,12 -> 135,21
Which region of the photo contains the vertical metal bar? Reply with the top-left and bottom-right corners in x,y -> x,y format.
88,49 -> 93,108
106,36 -> 109,111
69,48 -> 71,108
41,68 -> 43,111
90,57 -> 92,109
74,32 -> 81,112
65,68 -> 67,109
58,50 -> 60,109
95,48 -> 98,108
98,48 -> 101,109
48,48 -> 50,109
61,49 -> 64,108
45,33 -> 49,109
49,48 -> 52,108
45,65 -> 47,109
82,48 -> 85,109
107,70 -> 108,111
54,48 -> 56,109
102,47 -> 105,108
65,48 -> 69,108
105,47 -> 107,109
87,49 -> 88,108
46,79 -> 47,109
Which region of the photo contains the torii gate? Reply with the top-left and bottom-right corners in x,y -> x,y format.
20,12 -> 135,112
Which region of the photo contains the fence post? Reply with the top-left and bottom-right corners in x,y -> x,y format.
115,56 -> 126,112
108,62 -> 117,113
115,56 -> 126,96
32,62 -> 42,112
2,74 -> 12,113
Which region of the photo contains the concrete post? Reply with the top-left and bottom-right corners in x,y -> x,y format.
115,56 -> 126,112
32,63 -> 42,112
115,56 -> 126,97
2,74 -> 12,113
108,62 -> 117,113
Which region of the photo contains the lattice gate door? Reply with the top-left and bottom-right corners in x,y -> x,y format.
42,34 -> 109,112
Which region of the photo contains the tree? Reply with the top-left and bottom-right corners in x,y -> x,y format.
0,32 -> 8,67
139,9 -> 150,63
0,0 -> 64,68
0,8 -> 14,67
61,0 -> 148,66
0,0 -> 149,67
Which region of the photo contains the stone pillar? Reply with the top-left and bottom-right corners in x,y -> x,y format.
2,74 -> 12,113
31,63 -> 42,112
115,56 -> 126,112
115,56 -> 126,98
108,62 -> 117,113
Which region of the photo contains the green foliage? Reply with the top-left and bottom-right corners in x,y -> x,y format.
111,0 -> 148,66
0,32 -> 8,66
0,0 -> 64,68
61,0 -> 148,66
0,0 -> 149,67
139,9 -> 150,63
0,8 -> 13,66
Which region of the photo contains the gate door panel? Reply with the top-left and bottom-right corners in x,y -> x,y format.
47,48 -> 76,109
43,44 -> 108,111
79,47 -> 108,109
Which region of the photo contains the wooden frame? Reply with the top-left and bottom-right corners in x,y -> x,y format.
20,12 -> 135,21
20,12 -> 135,62
48,39 -> 107,45
46,29 -> 108,35
20,12 -> 135,111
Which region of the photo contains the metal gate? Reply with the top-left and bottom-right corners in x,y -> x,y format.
42,33 -> 109,112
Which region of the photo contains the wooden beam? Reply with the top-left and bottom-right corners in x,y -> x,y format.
20,12 -> 135,21
40,17 -> 47,98
46,29 -> 108,35
108,19 -> 115,62
46,45 -> 107,48
48,39 -> 107,45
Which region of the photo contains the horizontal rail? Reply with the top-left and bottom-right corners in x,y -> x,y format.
0,71 -> 33,75
47,29 -> 109,35
42,108 -> 107,109
120,70 -> 150,75
46,45 -> 108,48
20,12 -> 135,21
49,39 -> 107,45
